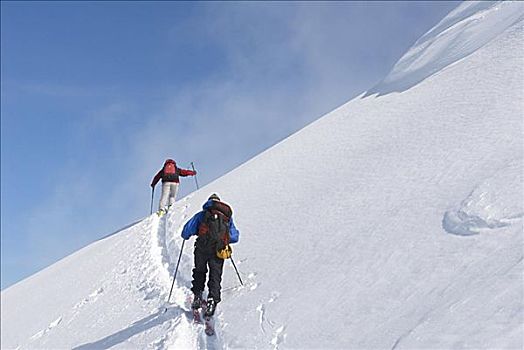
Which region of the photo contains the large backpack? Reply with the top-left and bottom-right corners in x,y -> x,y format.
197,201 -> 232,253
163,161 -> 178,182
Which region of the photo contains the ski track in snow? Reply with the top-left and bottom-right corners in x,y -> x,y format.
148,195 -> 230,349
29,316 -> 62,340
147,207 -> 192,349
65,287 -> 105,327
20,315 -> 64,350
257,292 -> 287,349
270,325 -> 287,350
391,309 -> 433,350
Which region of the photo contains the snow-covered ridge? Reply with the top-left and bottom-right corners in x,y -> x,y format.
367,1 -> 524,96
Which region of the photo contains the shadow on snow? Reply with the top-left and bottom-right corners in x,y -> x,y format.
73,307 -> 182,350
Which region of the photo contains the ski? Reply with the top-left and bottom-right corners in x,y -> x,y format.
192,308 -> 203,324
192,301 -> 215,336
192,298 -> 206,324
204,316 -> 215,336
156,204 -> 173,217
156,207 -> 168,217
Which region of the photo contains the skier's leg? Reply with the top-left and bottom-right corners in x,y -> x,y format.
159,182 -> 170,209
191,247 -> 208,296
168,183 -> 179,207
207,255 -> 225,303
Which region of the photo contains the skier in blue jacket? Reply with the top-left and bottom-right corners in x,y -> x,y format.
181,193 -> 240,316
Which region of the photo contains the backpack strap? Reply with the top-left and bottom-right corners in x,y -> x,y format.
198,210 -> 211,236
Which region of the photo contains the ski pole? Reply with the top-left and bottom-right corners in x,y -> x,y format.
230,256 -> 243,286
150,187 -> 155,215
190,162 -> 200,190
166,239 -> 185,306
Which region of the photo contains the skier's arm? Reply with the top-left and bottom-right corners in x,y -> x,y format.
178,168 -> 196,177
151,170 -> 163,187
229,217 -> 240,244
181,211 -> 204,240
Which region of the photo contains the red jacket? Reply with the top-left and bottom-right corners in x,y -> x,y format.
151,160 -> 196,187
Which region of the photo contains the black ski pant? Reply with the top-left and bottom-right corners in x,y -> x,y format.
191,245 -> 225,303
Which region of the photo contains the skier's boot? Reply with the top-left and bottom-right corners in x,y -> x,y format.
204,297 -> 217,317
191,292 -> 203,310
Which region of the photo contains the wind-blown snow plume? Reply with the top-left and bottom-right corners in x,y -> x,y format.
367,1 -> 524,96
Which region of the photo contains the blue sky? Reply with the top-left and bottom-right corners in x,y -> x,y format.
1,1 -> 459,289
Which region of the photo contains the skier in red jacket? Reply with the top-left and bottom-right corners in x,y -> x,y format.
151,159 -> 196,211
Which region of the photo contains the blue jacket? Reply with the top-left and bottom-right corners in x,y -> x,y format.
181,200 -> 240,243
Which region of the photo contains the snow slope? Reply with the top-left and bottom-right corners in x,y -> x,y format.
2,1 -> 523,349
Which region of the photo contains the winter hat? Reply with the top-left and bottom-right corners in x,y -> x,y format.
208,193 -> 220,201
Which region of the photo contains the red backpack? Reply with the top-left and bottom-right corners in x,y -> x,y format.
163,160 -> 178,181
164,161 -> 176,175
